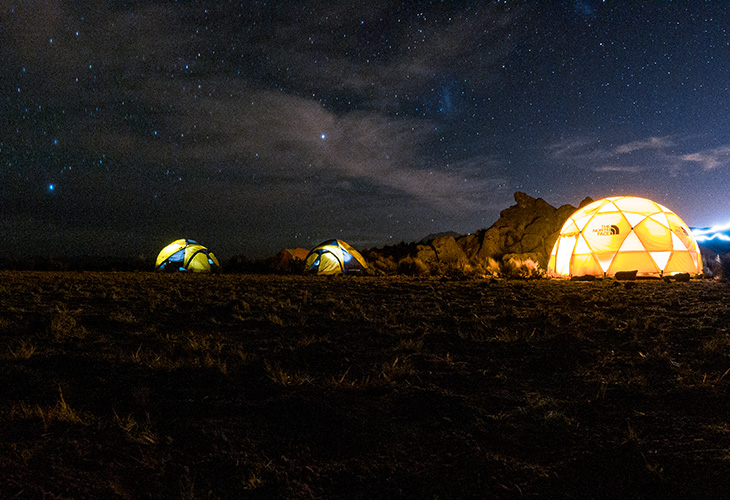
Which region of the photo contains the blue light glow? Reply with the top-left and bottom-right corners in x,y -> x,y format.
48,184 -> 55,191
692,221 -> 730,242
320,133 -> 326,139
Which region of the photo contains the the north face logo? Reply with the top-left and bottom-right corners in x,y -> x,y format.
593,224 -> 620,236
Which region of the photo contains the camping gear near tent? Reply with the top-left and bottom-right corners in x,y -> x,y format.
304,240 -> 368,275
547,196 -> 703,278
155,239 -> 221,273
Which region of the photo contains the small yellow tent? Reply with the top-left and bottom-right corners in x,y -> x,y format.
304,239 -> 368,275
155,239 -> 220,273
547,196 -> 702,278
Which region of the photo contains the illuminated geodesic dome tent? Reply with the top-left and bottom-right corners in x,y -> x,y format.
155,239 -> 220,273
304,239 -> 367,275
547,196 -> 703,278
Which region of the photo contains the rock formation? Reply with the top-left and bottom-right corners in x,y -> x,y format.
456,192 -> 587,269
340,192 -> 591,276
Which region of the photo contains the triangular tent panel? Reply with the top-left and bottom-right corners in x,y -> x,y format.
633,218 -> 671,252
552,235 -> 577,276
650,251 -> 672,270
617,231 -> 645,252
304,239 -> 368,275
547,196 -> 703,278
623,211 -> 648,228
155,239 -> 220,273
613,196 -> 660,213
597,200 -> 620,213
649,212 -> 670,228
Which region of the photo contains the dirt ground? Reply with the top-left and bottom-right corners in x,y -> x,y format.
1,271 -> 730,499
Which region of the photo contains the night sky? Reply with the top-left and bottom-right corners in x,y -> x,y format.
3,1 -> 730,260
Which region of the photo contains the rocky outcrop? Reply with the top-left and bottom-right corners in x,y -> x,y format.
344,192 -> 591,276
456,192 -> 585,269
415,235 -> 468,266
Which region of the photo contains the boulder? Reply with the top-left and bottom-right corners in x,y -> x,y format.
456,192 -> 587,269
414,244 -> 437,264
614,270 -> 638,281
431,235 -> 468,264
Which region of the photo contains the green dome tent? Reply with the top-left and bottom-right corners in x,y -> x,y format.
304,240 -> 367,275
155,239 -> 220,273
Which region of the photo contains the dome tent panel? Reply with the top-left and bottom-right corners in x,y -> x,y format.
607,250 -> 660,276
623,211 -> 649,228
633,218 -> 672,252
649,251 -> 672,270
664,251 -> 699,275
155,239 -> 220,273
547,196 -> 703,278
304,239 -> 367,275
581,211 -> 632,254
551,234 -> 578,276
570,253 -> 603,276
306,249 -> 344,275
613,196 -> 661,213
156,241 -> 187,268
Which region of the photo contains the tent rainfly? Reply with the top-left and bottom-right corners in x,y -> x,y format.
547,196 -> 703,278
155,239 -> 220,273
304,239 -> 368,275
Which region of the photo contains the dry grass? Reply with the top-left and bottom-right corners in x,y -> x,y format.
1,271 -> 730,499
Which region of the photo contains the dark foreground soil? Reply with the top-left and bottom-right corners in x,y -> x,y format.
1,271 -> 730,499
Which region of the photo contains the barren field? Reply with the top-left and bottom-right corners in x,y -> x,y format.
2,271 -> 730,499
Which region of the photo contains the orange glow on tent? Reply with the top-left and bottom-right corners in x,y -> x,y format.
547,197 -> 703,278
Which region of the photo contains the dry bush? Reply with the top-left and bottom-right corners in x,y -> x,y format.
109,308 -> 138,324
397,256 -> 430,276
114,411 -> 158,445
720,253 -> 730,282
264,361 -> 311,386
501,257 -> 544,279
50,305 -> 87,341
8,340 -> 36,360
458,257 -> 502,278
10,386 -> 87,430
484,257 -> 502,277
363,252 -> 398,274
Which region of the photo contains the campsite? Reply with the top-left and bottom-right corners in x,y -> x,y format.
6,1 -> 730,496
2,270 -> 730,499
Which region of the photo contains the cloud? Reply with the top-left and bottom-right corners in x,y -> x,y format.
546,137 -> 612,163
1,1 -> 518,257
140,83 -> 507,213
3,1 -> 511,209
593,165 -> 644,173
614,136 -> 673,154
226,3 -> 520,113
548,134 -> 730,174
680,146 -> 730,171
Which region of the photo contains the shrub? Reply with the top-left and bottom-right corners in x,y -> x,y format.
720,253 -> 730,282
368,253 -> 398,274
397,256 -> 430,276
501,257 -> 544,279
